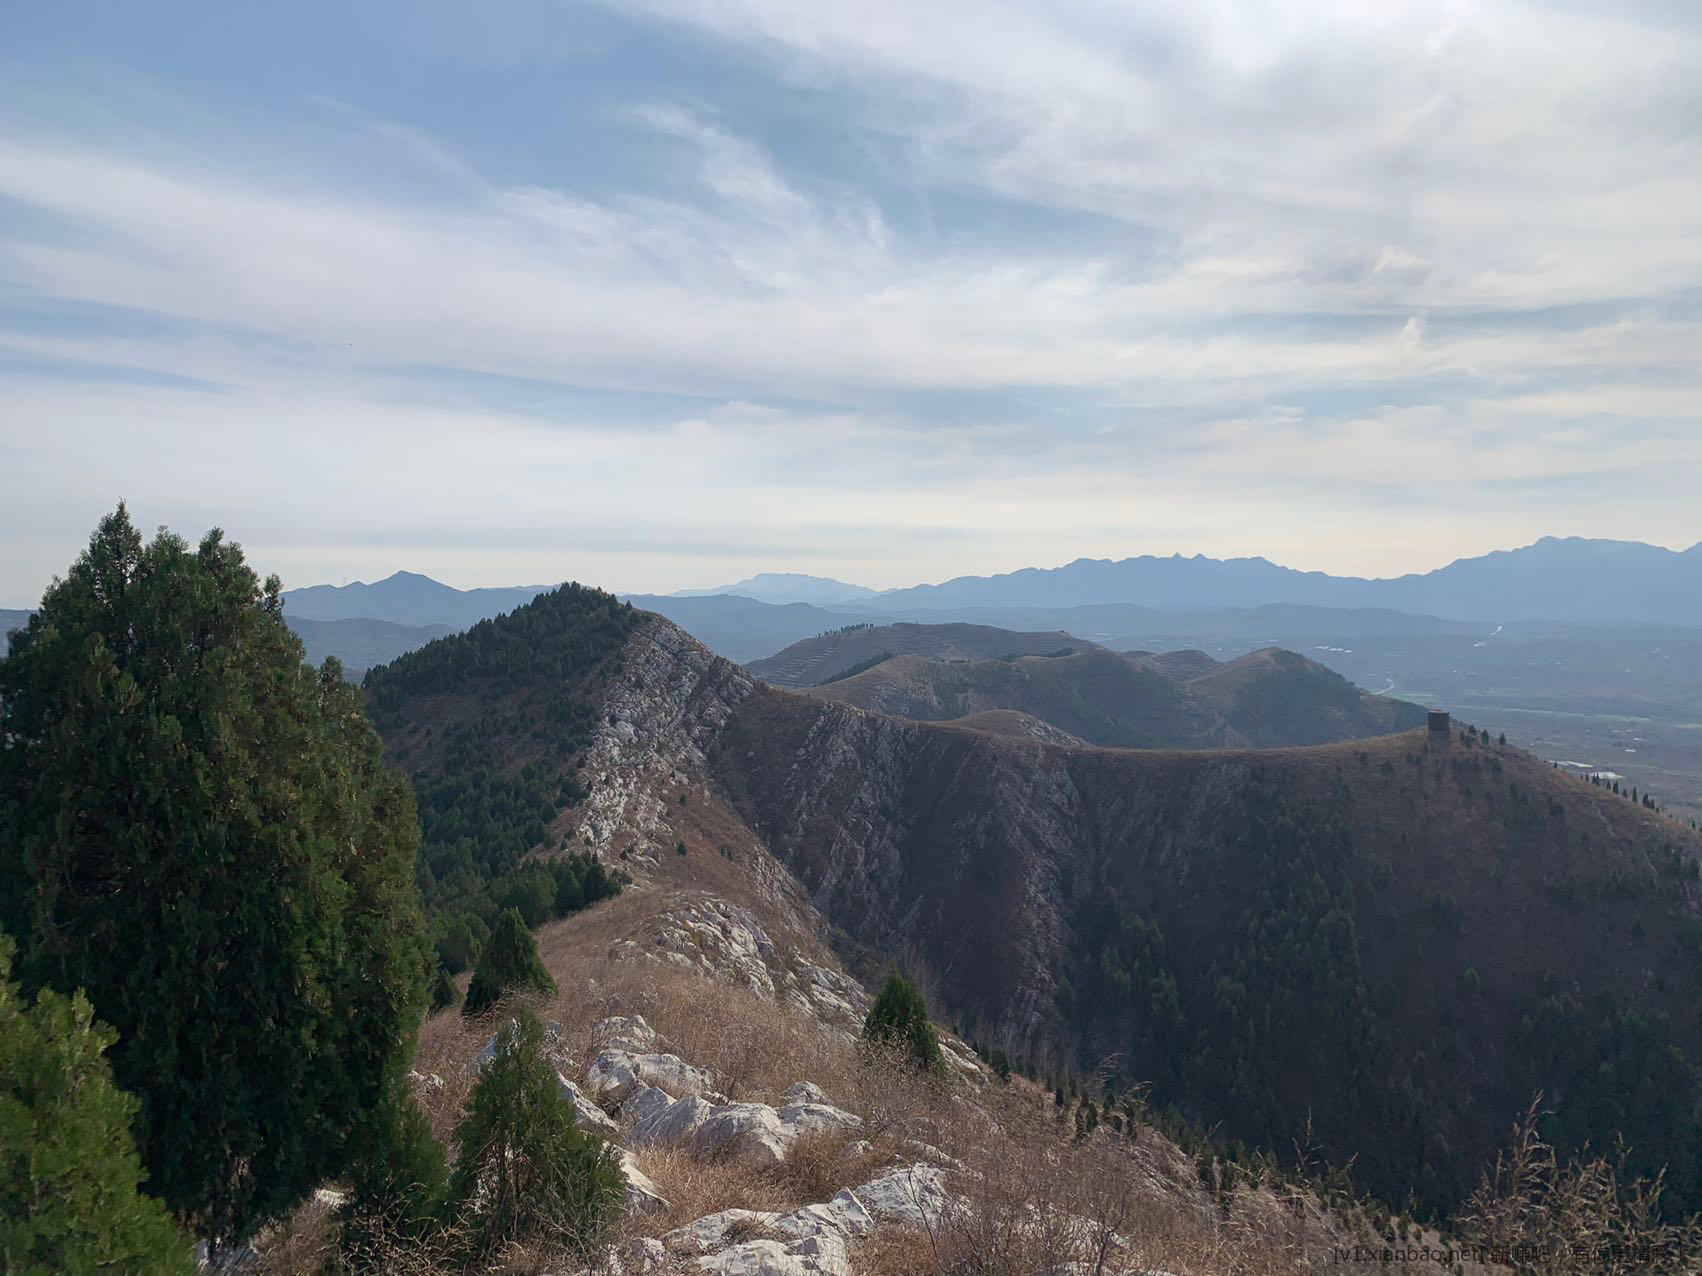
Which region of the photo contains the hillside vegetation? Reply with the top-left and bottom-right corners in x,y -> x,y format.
794,636 -> 1424,750
713,686 -> 1702,1220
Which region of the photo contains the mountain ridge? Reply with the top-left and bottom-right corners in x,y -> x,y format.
364,589 -> 1702,1221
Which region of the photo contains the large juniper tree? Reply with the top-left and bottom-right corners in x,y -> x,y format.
0,507 -> 429,1248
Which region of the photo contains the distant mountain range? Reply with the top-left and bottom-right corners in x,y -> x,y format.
713,537 -> 1702,625
671,572 -> 877,605
281,570 -> 552,629
279,537 -> 1702,634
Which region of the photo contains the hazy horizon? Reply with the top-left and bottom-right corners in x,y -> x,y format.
3,2 -> 1699,603
9,529 -> 1702,612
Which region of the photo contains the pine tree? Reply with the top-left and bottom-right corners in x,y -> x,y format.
0,508 -> 428,1248
463,908 -> 557,1017
0,938 -> 192,1275
862,973 -> 944,1073
449,1012 -> 622,1259
430,966 -> 462,1013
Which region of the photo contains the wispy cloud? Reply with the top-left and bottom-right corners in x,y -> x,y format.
0,0 -> 1697,601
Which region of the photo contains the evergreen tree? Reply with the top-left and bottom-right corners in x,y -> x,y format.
0,508 -> 429,1247
430,966 -> 462,1013
449,1012 -> 622,1259
463,908 -> 557,1017
862,973 -> 944,1073
337,1078 -> 448,1268
0,938 -> 192,1275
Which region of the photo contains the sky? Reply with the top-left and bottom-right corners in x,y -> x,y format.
1,1 -> 1699,605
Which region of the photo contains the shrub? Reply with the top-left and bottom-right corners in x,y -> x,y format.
863,973 -> 944,1074
337,1078 -> 448,1268
448,1012 -> 623,1259
0,937 -> 192,1275
463,909 -> 557,1017
429,966 -> 461,1013
0,507 -> 428,1248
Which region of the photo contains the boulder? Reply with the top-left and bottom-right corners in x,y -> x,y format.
589,1048 -> 714,1109
557,1072 -> 619,1137
777,1101 -> 862,1140
662,1208 -> 779,1255
631,1092 -> 715,1149
690,1101 -> 791,1167
781,1081 -> 828,1106
696,1233 -> 851,1276
853,1164 -> 952,1230
623,1083 -> 675,1129
594,1013 -> 659,1053
619,1149 -> 670,1215
770,1189 -> 874,1242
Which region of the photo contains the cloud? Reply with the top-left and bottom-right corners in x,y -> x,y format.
0,0 -> 1698,600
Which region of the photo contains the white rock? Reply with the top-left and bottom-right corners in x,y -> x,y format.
696,1233 -> 850,1276
781,1081 -> 828,1106
623,1082 -> 675,1128
690,1101 -> 791,1166
620,1149 -> 670,1215
777,1101 -> 862,1139
589,1049 -> 714,1108
663,1208 -> 779,1255
854,1164 -> 952,1230
557,1072 -> 619,1137
631,1092 -> 715,1149
469,1018 -> 564,1072
770,1189 -> 874,1242
594,1013 -> 659,1053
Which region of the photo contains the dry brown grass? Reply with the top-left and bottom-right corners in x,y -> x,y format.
396,887 -> 1482,1276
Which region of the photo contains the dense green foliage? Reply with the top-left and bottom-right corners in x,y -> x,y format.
430,966 -> 462,1013
863,973 -> 944,1073
0,508 -> 429,1247
464,909 -> 558,1017
337,1078 -> 449,1266
0,938 -> 191,1276
364,583 -> 633,969
449,1012 -> 623,1259
363,582 -> 637,717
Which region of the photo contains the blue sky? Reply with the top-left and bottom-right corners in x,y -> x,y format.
1,0 -> 1698,603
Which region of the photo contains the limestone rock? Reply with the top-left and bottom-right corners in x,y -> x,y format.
695,1233 -> 850,1276
690,1101 -> 791,1166
620,1149 -> 670,1215
770,1189 -> 874,1242
662,1208 -> 779,1255
776,1101 -> 862,1139
588,1048 -> 713,1108
853,1163 -> 952,1230
557,1071 -> 619,1137
594,1013 -> 660,1053
631,1092 -> 715,1149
